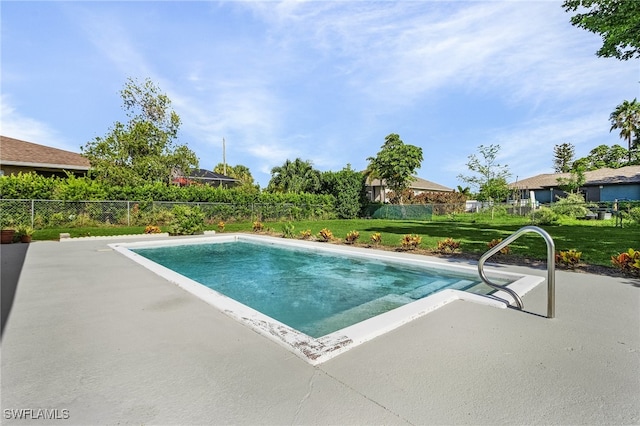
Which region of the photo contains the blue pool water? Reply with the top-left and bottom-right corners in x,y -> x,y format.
133,240 -> 505,337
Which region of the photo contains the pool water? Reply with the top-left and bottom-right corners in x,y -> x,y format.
133,240 -> 507,337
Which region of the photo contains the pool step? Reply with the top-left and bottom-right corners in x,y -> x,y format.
403,280 -> 451,299
449,279 -> 476,291
314,294 -> 413,334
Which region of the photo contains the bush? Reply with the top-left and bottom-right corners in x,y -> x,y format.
551,193 -> 592,218
556,249 -> 582,269
530,207 -> 559,225
317,228 -> 333,242
252,221 -> 264,232
401,234 -> 422,250
487,238 -> 510,255
299,229 -> 312,240
628,207 -> 640,224
370,232 -> 382,246
281,222 -> 295,238
345,230 -> 360,244
611,249 -> 640,275
436,237 -> 459,253
1,173 -> 338,220
168,205 -> 204,235
144,225 -> 162,234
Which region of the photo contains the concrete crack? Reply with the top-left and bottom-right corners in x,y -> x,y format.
292,369 -> 318,423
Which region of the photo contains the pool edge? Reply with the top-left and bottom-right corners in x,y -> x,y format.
109,234 -> 544,365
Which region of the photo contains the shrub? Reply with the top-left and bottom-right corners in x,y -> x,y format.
252,221 -> 264,232
345,230 -> 360,244
168,205 -> 205,235
16,224 -> 34,237
436,237 -> 460,253
317,228 -> 333,242
530,207 -> 559,225
217,221 -> 225,232
281,222 -> 295,238
130,203 -> 175,226
144,225 -> 162,234
556,249 -> 582,269
370,232 -> 382,246
70,213 -> 100,228
401,234 -> 422,250
611,249 -> 640,275
628,207 -> 640,224
551,193 -> 592,219
299,229 -> 312,240
487,238 -> 510,255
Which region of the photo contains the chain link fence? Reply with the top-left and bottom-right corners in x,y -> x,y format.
364,204 -> 434,220
2,199 -> 638,230
0,199 -> 333,229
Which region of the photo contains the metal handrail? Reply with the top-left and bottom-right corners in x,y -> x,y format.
478,225 -> 556,318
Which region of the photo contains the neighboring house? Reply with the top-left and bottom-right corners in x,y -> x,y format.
173,168 -> 238,188
366,176 -> 453,203
510,165 -> 640,203
0,135 -> 90,178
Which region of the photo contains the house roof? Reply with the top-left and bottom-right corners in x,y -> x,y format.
510,165 -> 640,190
188,168 -> 237,182
367,176 -> 453,192
0,135 -> 90,170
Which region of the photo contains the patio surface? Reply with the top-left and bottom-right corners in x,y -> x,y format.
1,235 -> 639,425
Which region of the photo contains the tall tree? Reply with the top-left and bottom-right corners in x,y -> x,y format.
457,144 -> 511,203
213,163 -> 258,191
610,98 -> 640,163
553,142 -> 575,173
267,158 -> 321,193
573,144 -> 629,170
556,166 -> 586,193
82,78 -> 198,186
562,0 -> 640,60
366,133 -> 423,204
320,165 -> 366,219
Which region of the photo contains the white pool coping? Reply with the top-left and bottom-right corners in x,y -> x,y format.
109,234 -> 544,365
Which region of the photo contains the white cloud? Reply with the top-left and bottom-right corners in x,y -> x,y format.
68,4 -> 155,80
0,95 -> 78,152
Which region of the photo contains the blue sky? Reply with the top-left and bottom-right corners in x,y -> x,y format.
2,1 -> 638,189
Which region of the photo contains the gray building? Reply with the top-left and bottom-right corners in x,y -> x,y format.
510,165 -> 640,203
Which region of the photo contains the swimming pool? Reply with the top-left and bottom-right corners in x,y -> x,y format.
111,234 -> 543,364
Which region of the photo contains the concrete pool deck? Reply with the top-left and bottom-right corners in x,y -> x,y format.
1,236 -> 639,425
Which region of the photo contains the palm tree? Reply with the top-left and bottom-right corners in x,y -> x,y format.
268,158 -> 320,193
610,99 -> 640,163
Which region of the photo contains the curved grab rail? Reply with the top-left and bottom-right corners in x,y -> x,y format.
478,225 -> 556,318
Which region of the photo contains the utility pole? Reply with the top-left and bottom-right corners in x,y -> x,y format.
222,137 -> 227,175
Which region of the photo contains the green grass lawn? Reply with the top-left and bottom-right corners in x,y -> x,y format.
31,213 -> 639,268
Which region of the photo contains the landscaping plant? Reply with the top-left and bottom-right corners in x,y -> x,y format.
144,225 -> 162,234
281,222 -> 295,238
168,205 -> 205,235
487,238 -> 510,255
437,237 -> 460,253
345,230 -> 360,244
317,228 -> 333,242
401,234 -> 422,250
611,249 -> 640,275
299,229 -> 312,240
556,249 -> 583,269
370,232 -> 382,246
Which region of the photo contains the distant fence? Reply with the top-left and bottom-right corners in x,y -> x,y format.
0,199 -> 333,229
364,204 -> 434,220
2,199 -> 638,229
